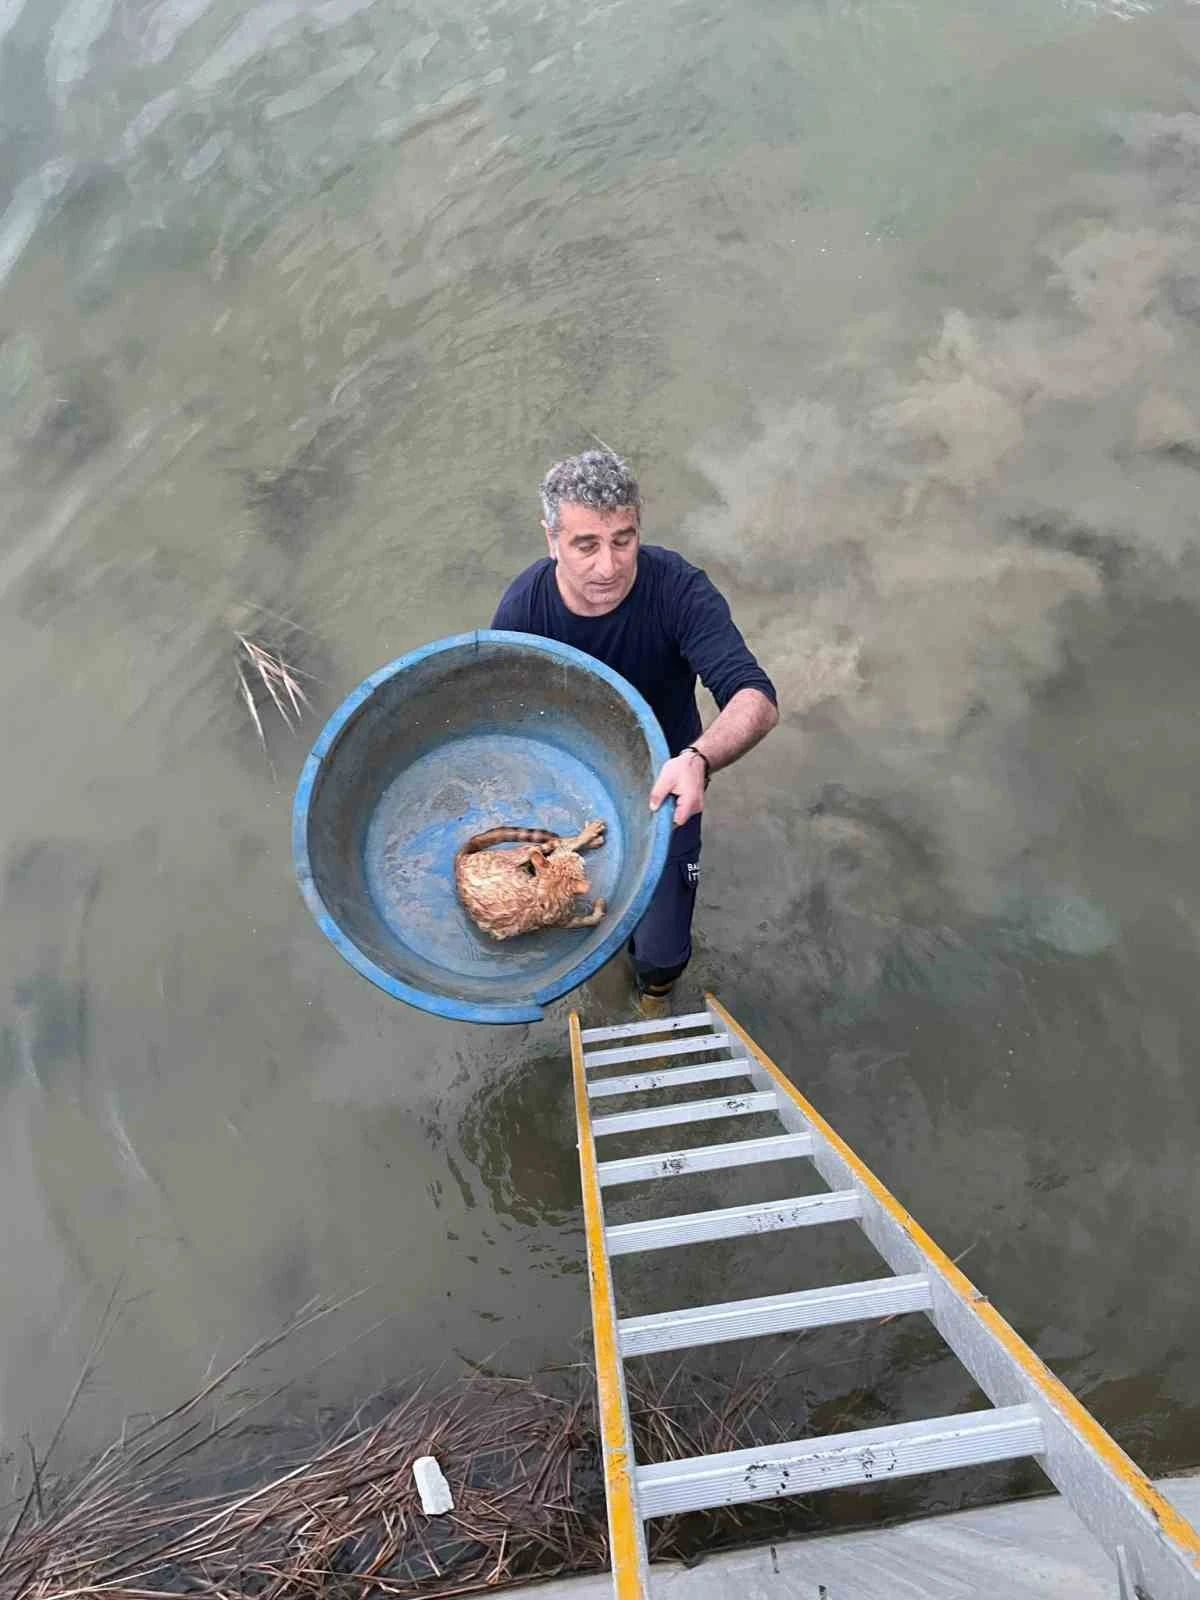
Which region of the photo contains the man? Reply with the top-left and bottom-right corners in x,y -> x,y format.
492,449 -> 778,1014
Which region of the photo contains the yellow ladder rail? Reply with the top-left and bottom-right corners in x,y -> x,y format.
569,995 -> 1200,1600
569,1013 -> 649,1594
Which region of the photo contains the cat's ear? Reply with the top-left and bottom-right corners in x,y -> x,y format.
528,849 -> 547,875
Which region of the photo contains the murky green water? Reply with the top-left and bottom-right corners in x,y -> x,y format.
4,0 -> 1200,1512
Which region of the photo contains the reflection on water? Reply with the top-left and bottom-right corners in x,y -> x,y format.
2,0 -> 1200,1517
458,1049 -> 580,1230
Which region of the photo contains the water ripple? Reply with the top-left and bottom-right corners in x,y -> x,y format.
47,0 -> 117,106
142,0 -> 220,67
190,0 -> 304,93
0,0 -> 31,54
263,44 -> 377,122
0,160 -> 75,293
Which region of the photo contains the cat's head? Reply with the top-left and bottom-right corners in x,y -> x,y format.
548,849 -> 591,897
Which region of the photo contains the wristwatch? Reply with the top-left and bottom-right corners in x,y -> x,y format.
682,745 -> 711,789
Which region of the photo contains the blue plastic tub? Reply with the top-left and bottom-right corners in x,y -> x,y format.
293,630 -> 672,1024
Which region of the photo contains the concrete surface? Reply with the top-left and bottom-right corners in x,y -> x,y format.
508,1475 -> 1200,1597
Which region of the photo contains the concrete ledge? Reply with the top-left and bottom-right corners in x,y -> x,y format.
508,1475 -> 1200,1598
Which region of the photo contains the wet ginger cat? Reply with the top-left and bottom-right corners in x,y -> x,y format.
454,821 -> 607,941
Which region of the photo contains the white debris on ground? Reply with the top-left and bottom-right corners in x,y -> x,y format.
412,1455 -> 454,1516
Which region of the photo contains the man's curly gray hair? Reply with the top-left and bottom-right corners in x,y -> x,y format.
540,449 -> 641,533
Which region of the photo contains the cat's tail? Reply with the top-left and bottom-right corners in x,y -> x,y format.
456,826 -> 562,859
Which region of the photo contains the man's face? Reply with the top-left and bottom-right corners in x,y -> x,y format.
545,501 -> 639,616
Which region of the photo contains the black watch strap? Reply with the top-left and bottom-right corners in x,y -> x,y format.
683,745 -> 711,789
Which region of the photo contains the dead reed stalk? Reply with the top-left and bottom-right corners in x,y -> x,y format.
235,633 -> 312,750
1,1356 -> 809,1600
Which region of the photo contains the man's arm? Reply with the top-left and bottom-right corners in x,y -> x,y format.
650,564 -> 779,827
650,688 -> 778,826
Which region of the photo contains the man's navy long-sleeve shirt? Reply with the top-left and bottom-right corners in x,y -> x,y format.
492,544 -> 777,810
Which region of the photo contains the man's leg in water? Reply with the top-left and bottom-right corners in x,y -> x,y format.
628,837 -> 701,1001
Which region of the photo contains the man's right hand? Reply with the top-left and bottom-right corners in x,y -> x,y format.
649,751 -> 707,828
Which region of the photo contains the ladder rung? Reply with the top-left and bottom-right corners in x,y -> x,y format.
580,1011 -> 713,1043
636,1404 -> 1044,1518
619,1273 -> 933,1356
592,1091 -> 776,1138
606,1189 -> 861,1255
588,1060 -> 750,1099
584,1033 -> 732,1068
598,1132 -> 815,1186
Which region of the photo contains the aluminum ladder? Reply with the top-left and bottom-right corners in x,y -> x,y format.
569,992 -> 1200,1599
